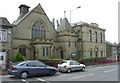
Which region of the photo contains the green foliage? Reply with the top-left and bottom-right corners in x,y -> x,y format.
80,57 -> 107,61
12,53 -> 25,62
38,58 -> 69,62
78,57 -> 107,65
38,57 -> 50,62
94,57 -> 107,60
51,58 -> 63,61
16,53 -> 25,61
11,56 -> 17,62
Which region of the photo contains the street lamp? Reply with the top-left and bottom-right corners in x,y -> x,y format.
70,6 -> 81,23
69,6 -> 81,59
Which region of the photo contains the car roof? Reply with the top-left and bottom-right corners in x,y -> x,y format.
62,60 -> 77,62
20,60 -> 41,63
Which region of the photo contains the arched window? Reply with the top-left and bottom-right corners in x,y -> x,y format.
32,28 -> 35,39
100,33 -> 102,43
78,30 -> 81,41
95,48 -> 98,57
95,31 -> 97,42
32,20 -> 46,40
89,30 -> 92,42
19,47 -> 26,56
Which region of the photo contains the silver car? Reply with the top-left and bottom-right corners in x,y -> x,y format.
57,60 -> 85,73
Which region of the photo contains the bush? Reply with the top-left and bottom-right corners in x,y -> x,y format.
79,57 -> 107,65
16,53 -> 25,61
11,56 -> 17,62
38,57 -> 50,62
51,58 -> 64,61
12,53 -> 25,62
95,57 -> 107,60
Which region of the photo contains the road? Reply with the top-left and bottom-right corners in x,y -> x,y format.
1,64 -> 119,83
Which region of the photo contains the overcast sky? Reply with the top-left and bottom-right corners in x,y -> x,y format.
0,0 -> 119,43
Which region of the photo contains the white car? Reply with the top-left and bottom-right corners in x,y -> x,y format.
57,60 -> 85,73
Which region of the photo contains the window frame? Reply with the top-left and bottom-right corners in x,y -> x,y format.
0,29 -> 7,42
31,20 -> 46,40
89,30 -> 92,42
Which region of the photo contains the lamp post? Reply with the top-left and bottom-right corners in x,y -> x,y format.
69,6 -> 81,59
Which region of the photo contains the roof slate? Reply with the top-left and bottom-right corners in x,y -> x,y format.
0,17 -> 12,28
12,3 -> 46,26
57,18 -> 72,32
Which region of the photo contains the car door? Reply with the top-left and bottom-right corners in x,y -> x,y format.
69,61 -> 76,71
26,62 -> 38,76
36,61 -> 49,75
74,61 -> 81,70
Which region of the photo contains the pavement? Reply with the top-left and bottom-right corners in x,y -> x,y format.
1,62 -> 119,76
1,69 -> 8,75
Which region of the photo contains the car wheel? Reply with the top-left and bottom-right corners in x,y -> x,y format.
81,67 -> 85,71
66,68 -> 71,73
49,70 -> 55,76
20,72 -> 28,79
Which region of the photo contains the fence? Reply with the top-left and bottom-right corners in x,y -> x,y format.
44,59 -> 120,68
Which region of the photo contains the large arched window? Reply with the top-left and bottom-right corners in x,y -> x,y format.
32,20 -> 46,40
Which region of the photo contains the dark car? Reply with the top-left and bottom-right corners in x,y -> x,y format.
8,60 -> 58,79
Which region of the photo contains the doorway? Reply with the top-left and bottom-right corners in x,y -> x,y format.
60,51 -> 63,59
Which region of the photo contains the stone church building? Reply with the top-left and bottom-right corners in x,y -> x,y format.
9,3 -> 106,60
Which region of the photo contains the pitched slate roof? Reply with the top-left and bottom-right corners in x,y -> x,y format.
57,18 -> 72,32
0,17 -> 12,28
12,3 -> 46,26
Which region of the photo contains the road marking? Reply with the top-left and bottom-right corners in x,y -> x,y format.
36,78 -> 46,81
95,66 -> 110,69
22,79 -> 30,83
87,74 -> 95,76
36,78 -> 50,83
70,73 -> 95,80
104,69 -> 117,73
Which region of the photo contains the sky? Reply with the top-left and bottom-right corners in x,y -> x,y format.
0,0 -> 119,43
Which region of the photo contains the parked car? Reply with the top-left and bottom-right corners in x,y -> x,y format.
57,60 -> 85,73
8,60 -> 58,79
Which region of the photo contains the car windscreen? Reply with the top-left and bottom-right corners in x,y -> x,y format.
59,61 -> 67,64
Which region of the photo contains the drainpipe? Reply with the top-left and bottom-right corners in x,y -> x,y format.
81,26 -> 83,59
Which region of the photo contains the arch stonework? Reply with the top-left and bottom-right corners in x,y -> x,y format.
30,18 -> 48,31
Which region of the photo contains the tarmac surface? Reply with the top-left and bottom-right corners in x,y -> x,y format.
1,62 -> 119,76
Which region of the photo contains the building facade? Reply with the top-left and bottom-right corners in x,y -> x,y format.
4,4 -> 106,60
0,17 -> 12,69
106,41 -> 118,60
73,22 -> 106,59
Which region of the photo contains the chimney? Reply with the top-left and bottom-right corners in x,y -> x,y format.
18,4 -> 30,19
52,18 -> 55,29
